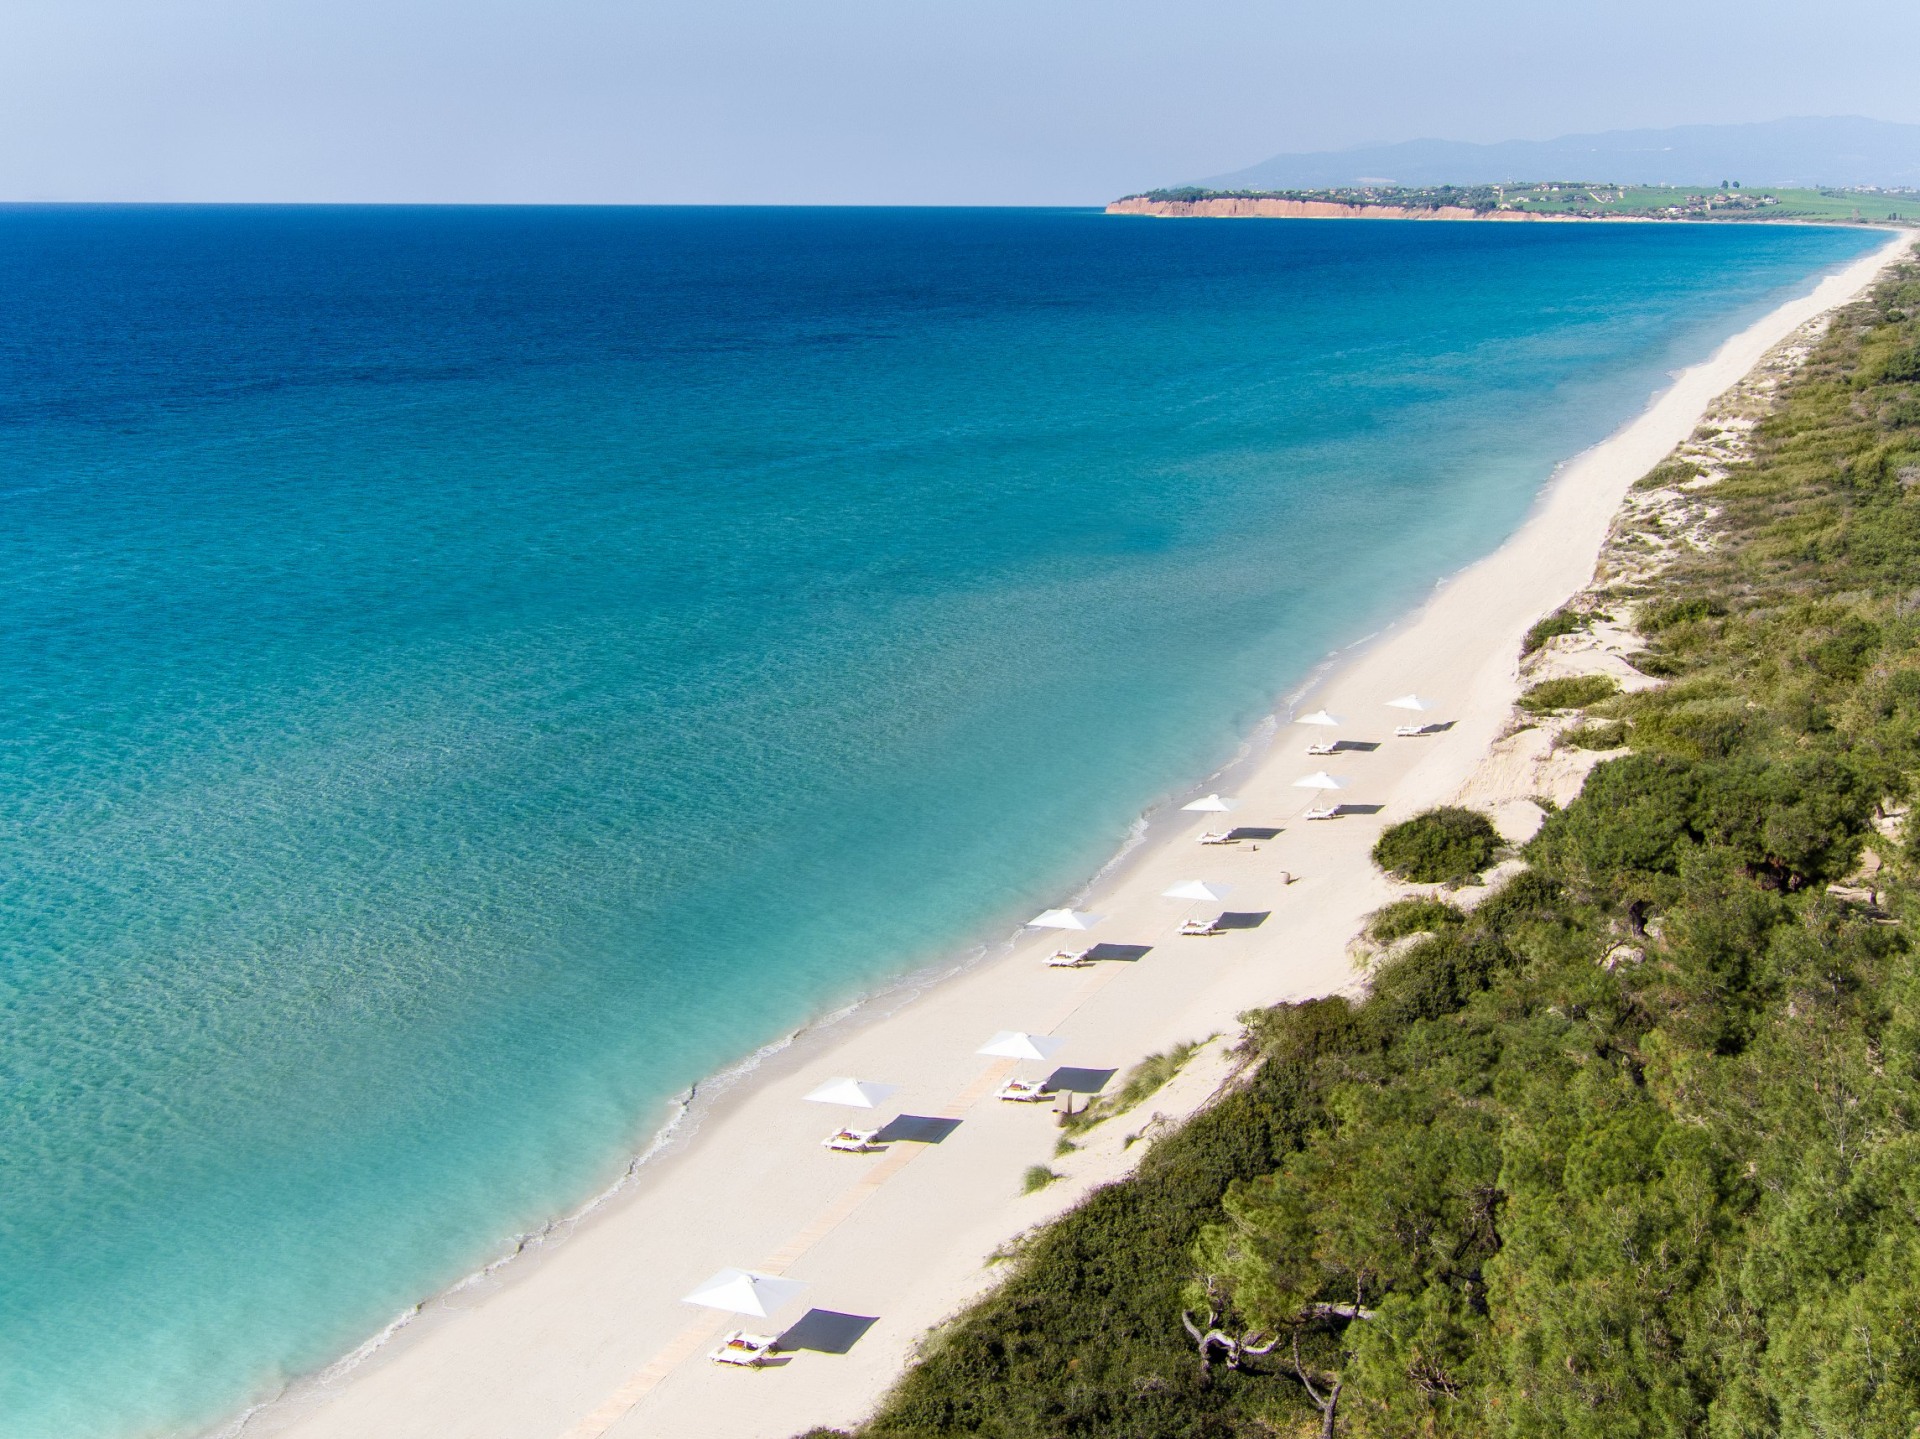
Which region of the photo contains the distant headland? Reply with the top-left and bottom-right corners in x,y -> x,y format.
1108,182 -> 1920,225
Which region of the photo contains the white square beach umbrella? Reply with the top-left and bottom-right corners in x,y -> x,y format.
976,1031 -> 1066,1063
682,1268 -> 808,1318
1027,908 -> 1104,931
1162,880 -> 1234,903
1296,709 -> 1344,727
1181,793 -> 1239,815
1293,771 -> 1349,793
1386,694 -> 1436,713
803,1078 -> 900,1110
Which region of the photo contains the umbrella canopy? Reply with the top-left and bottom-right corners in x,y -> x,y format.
1297,709 -> 1344,727
977,1030 -> 1066,1062
804,1077 -> 900,1109
1386,693 -> 1437,713
1027,908 -> 1104,931
1293,771 -> 1350,792
1163,880 -> 1235,903
682,1268 -> 808,1318
1181,793 -> 1239,815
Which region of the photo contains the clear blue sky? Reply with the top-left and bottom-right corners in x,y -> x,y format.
3,0 -> 1917,204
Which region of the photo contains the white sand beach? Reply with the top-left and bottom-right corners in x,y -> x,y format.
245,232 -> 1910,1439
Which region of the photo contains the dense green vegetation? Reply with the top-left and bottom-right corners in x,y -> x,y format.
1370,807 -> 1504,884
1125,183 -> 1920,224
1521,604 -> 1597,653
1365,897 -> 1466,944
1561,719 -> 1629,751
815,258 -> 1920,1437
1517,674 -> 1620,713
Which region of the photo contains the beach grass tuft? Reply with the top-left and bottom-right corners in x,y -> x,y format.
1020,1165 -> 1060,1195
1058,1040 -> 1206,1139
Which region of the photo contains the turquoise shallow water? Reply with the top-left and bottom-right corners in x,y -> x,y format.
0,207 -> 1883,1436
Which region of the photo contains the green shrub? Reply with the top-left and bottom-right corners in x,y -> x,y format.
1366,896 -> 1466,941
1530,749 -> 1875,894
1633,456 -> 1703,491
1518,674 -> 1620,712
1524,606 -> 1591,653
1563,720 -> 1629,750
1641,595 -> 1727,632
1367,930 -> 1517,1027
1372,806 -> 1502,883
1872,341 -> 1920,384
1628,649 -> 1686,677
1618,687 -> 1748,759
1529,752 -> 1701,890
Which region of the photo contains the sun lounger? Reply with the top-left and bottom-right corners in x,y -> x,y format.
996,1078 -> 1053,1102
710,1330 -> 781,1367
1179,917 -> 1222,936
1394,723 -> 1436,738
1305,741 -> 1338,755
1304,805 -> 1341,821
823,1127 -> 883,1153
1196,829 -> 1240,845
1046,947 -> 1092,967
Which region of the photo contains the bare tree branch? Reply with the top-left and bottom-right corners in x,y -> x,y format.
1292,1334 -> 1344,1439
1301,1302 -> 1377,1322
1293,1334 -> 1328,1410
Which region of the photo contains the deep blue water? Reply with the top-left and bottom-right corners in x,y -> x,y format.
0,207 -> 1882,1436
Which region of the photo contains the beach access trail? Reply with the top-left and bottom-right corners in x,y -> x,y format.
250,232 -> 1910,1439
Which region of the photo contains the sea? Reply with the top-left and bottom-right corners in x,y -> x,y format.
0,206 -> 1884,1437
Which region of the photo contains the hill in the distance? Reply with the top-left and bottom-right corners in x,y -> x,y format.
1201,116 -> 1920,191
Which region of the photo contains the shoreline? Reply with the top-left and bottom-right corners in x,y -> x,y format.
230,231 -> 1911,1439
222,624 -> 1369,1439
